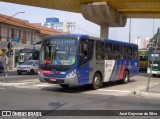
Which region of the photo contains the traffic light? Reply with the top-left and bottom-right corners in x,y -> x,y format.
6,42 -> 13,57
7,42 -> 12,50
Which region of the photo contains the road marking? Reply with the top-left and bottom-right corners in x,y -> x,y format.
98,89 -> 131,93
0,76 -> 20,78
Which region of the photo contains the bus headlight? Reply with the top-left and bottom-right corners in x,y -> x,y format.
66,70 -> 76,78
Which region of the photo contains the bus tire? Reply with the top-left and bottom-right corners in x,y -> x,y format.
122,70 -> 129,84
60,84 -> 69,88
92,73 -> 102,90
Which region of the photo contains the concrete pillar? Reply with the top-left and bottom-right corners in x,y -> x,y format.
80,2 -> 127,38
100,24 -> 109,38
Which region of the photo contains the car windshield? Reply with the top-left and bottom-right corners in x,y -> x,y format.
22,60 -> 35,65
40,38 -> 77,66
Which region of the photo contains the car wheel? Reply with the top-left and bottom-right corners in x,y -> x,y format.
60,84 -> 69,88
92,73 -> 102,90
18,72 -> 22,75
30,69 -> 35,75
0,68 -> 3,73
152,74 -> 156,77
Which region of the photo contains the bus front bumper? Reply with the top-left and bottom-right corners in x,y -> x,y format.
147,69 -> 160,74
38,72 -> 78,85
139,67 -> 147,71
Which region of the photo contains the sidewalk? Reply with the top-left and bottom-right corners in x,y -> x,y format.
134,82 -> 160,98
0,79 -> 40,87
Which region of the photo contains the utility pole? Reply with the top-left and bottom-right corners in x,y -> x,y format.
146,28 -> 160,91
129,18 -> 131,43
5,42 -> 12,83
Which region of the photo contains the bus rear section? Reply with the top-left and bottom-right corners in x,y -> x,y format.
97,39 -> 139,86
18,49 -> 39,64
139,49 -> 148,72
38,34 -> 139,89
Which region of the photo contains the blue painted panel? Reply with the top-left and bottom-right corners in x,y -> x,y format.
77,64 -> 89,85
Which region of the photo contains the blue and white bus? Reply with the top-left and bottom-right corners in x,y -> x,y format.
38,34 -> 139,89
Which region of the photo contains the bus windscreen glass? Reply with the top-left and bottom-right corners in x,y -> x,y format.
40,38 -> 77,66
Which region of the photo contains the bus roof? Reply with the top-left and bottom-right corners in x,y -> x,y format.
104,38 -> 138,47
44,34 -> 89,40
44,34 -> 138,47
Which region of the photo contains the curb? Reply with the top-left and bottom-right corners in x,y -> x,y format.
133,90 -> 160,98
0,81 -> 40,87
133,82 -> 160,98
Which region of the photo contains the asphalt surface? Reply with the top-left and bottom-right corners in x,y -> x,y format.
0,71 -> 160,98
0,70 -> 38,83
0,86 -> 160,119
0,71 -> 160,119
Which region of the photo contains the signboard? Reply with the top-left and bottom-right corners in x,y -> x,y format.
12,38 -> 20,42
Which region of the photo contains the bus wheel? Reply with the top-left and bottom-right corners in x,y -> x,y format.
60,84 -> 69,88
92,73 -> 102,90
30,69 -> 34,75
122,70 -> 129,84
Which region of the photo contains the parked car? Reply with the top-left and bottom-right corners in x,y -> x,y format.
0,62 -> 4,73
17,60 -> 39,75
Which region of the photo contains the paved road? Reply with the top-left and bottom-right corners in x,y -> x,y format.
0,71 -> 38,83
0,86 -> 160,119
0,72 -> 160,98
0,72 -> 160,118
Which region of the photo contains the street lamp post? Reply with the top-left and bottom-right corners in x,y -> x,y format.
0,11 -> 25,23
129,18 -> 131,43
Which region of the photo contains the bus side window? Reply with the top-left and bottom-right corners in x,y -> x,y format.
79,40 -> 94,66
105,43 -> 112,60
113,44 -> 121,60
122,45 -> 127,59
133,47 -> 138,59
96,42 -> 104,60
127,46 -> 132,59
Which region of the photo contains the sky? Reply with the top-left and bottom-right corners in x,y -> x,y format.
0,1 -> 160,43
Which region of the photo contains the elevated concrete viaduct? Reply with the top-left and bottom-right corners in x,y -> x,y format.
1,0 -> 160,38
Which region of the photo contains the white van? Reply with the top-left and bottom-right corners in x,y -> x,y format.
17,60 -> 39,75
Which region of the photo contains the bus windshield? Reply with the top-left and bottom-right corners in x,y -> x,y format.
139,55 -> 148,61
148,53 -> 160,61
40,38 -> 77,66
18,52 -> 33,63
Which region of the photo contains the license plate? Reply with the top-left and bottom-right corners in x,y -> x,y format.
50,78 -> 56,81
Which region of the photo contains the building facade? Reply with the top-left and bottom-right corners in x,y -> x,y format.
35,17 -> 76,33
135,36 -> 150,49
144,37 -> 150,49
0,14 -> 65,70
